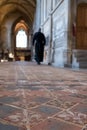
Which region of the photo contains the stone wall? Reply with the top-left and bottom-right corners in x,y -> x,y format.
52,0 -> 67,67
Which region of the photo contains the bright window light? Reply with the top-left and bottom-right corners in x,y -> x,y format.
16,30 -> 27,48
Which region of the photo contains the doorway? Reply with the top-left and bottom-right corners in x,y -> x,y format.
76,3 -> 87,50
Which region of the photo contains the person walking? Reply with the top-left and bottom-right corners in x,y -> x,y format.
32,28 -> 46,65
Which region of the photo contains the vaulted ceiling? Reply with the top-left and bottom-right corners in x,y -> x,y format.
0,0 -> 36,28
0,0 -> 36,50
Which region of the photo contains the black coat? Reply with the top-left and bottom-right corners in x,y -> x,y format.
33,32 -> 46,62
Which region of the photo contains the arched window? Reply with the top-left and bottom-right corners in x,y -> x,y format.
16,29 -> 27,48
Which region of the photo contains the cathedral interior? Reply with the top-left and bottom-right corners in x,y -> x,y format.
0,0 -> 87,130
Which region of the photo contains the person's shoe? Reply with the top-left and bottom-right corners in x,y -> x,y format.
37,62 -> 40,65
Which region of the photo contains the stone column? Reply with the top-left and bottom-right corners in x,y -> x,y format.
33,0 -> 41,31
64,0 -> 77,67
48,8 -> 53,65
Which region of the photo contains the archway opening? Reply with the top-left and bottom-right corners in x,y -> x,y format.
14,20 -> 31,61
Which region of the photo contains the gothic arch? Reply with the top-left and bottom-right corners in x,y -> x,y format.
0,0 -> 36,59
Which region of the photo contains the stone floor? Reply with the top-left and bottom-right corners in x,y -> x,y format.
0,61 -> 87,130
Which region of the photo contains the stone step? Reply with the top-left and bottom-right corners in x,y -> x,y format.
72,49 -> 87,68
75,53 -> 87,57
78,61 -> 87,68
79,63 -> 87,68
77,57 -> 87,62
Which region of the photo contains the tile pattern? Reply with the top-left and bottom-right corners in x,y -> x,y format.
0,61 -> 87,130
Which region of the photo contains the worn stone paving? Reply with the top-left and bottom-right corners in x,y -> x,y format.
0,61 -> 87,130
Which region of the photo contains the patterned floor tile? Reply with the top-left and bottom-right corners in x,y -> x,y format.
0,96 -> 20,104
55,110 -> 87,126
32,105 -> 61,117
46,98 -> 77,110
31,119 -> 81,130
55,103 -> 87,126
0,122 -> 26,130
0,61 -> 87,129
0,104 -> 20,118
71,103 -> 87,115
